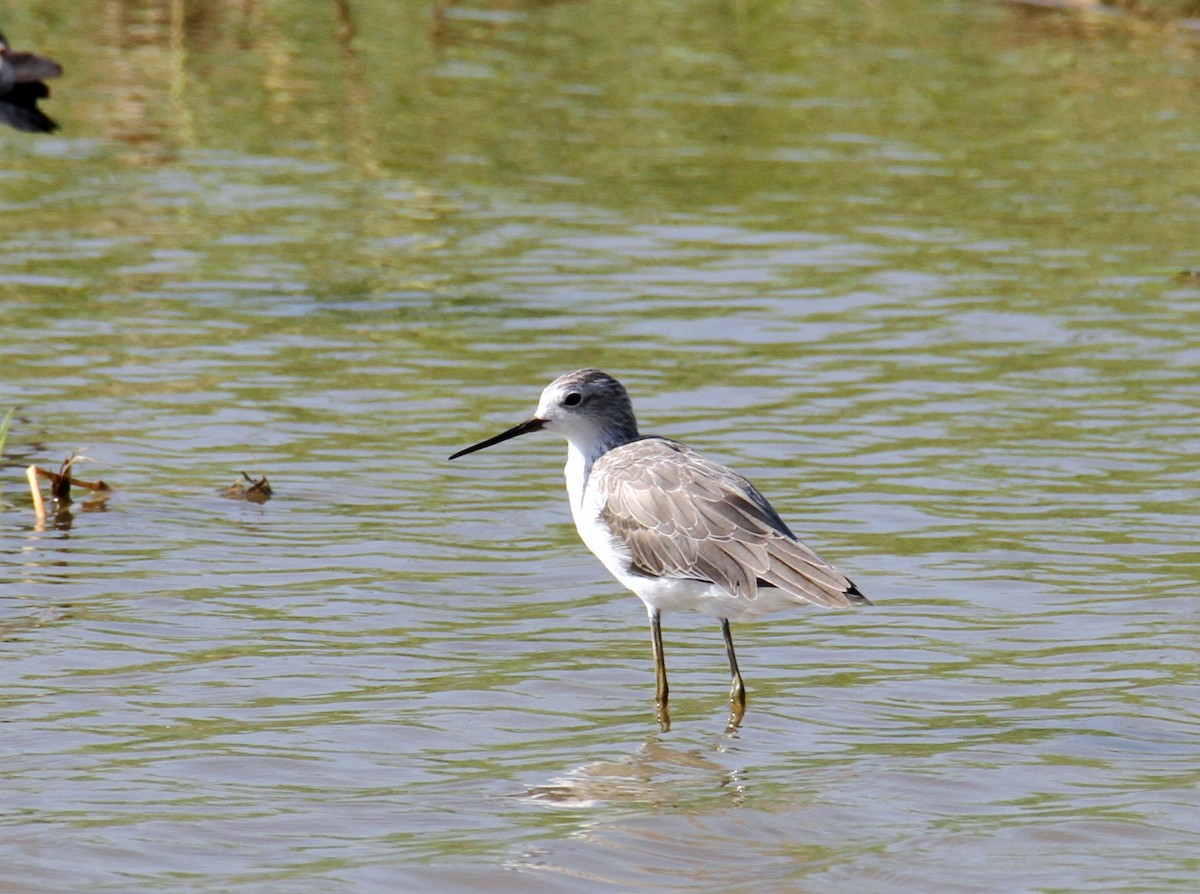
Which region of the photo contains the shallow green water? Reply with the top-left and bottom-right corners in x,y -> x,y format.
3,1 -> 1199,891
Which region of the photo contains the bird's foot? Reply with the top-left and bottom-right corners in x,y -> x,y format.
655,699 -> 671,732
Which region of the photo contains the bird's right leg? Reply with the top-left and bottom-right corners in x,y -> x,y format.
721,618 -> 746,731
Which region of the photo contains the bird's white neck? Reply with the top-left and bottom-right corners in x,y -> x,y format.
562,428 -> 633,509
564,441 -> 589,512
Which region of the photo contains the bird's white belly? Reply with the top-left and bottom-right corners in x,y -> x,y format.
615,569 -> 803,621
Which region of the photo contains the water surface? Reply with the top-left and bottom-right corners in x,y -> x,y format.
3,1 -> 1199,891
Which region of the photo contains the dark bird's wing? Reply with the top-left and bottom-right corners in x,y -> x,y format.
594,438 -> 869,609
0,35 -> 62,133
4,51 -> 63,83
0,83 -> 57,132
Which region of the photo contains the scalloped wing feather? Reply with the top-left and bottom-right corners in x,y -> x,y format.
594,438 -> 865,609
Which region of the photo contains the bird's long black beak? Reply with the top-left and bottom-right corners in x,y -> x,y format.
448,417 -> 545,460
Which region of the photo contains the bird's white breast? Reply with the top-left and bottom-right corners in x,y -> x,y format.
564,443 -> 631,585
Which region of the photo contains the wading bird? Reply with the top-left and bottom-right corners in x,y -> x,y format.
450,369 -> 869,730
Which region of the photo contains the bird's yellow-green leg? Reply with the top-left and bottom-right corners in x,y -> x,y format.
722,619 -> 746,730
650,608 -> 671,731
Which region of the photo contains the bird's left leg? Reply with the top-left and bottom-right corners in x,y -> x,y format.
650,607 -> 670,732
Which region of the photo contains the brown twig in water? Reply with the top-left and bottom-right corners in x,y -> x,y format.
30,452 -> 111,504
26,451 -> 111,524
220,472 -> 272,503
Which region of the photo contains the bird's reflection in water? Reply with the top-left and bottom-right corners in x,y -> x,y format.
525,738 -> 746,809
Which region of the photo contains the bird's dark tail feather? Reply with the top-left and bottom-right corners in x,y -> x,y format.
843,578 -> 872,606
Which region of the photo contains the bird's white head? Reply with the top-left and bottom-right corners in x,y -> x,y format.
449,368 -> 640,462
534,369 -> 638,449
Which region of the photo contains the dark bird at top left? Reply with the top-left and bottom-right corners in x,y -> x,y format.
0,30 -> 63,133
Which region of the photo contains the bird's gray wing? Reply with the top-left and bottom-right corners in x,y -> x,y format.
594,438 -> 867,608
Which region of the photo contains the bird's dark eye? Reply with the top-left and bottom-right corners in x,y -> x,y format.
563,392 -> 583,407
